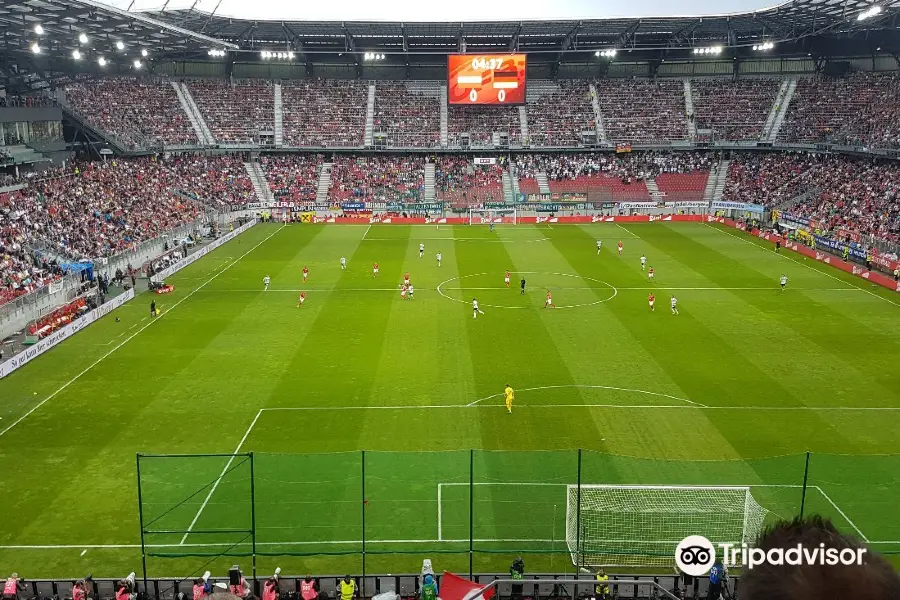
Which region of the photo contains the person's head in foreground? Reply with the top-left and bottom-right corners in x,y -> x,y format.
740,515 -> 900,600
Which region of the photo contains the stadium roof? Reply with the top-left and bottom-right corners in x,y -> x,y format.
0,0 -> 899,90
93,0 -> 786,22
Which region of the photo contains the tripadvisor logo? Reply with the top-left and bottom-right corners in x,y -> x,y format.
675,535 -> 867,574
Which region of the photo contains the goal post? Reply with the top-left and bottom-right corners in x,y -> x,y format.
565,484 -> 768,567
468,207 -> 517,225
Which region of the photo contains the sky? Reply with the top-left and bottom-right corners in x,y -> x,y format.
96,0 -> 785,22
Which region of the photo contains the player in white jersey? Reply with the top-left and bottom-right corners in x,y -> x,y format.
780,274 -> 788,291
640,255 -> 647,270
263,276 -> 270,291
408,284 -> 415,299
436,251 -> 443,267
472,298 -> 484,318
340,256 -> 347,270
670,295 -> 679,315
419,243 -> 425,258
596,240 -> 602,254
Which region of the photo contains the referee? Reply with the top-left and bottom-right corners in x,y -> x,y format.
520,277 -> 526,295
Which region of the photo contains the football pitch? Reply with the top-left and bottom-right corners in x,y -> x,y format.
1,221 -> 899,579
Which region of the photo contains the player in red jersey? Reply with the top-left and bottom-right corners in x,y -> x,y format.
404,272 -> 411,287
648,293 -> 655,311
302,266 -> 309,283
544,290 -> 555,309
298,292 -> 306,307
400,284 -> 408,300
617,241 -> 623,256
373,262 -> 379,278
648,266 -> 655,281
504,271 -> 511,287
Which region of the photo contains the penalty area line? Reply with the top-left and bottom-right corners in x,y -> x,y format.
0,225 -> 286,441
180,408 -> 263,545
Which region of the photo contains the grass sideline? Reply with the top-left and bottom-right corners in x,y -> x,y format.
0,222 -> 898,578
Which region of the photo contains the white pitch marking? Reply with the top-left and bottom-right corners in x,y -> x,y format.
615,223 -> 640,239
362,224 -> 371,240
260,403 -> 900,412
180,408 -> 263,545
0,224 -> 284,441
814,485 -> 870,542
363,237 -> 549,243
436,272 -> 617,309
465,384 -> 705,408
80,549 -> 87,556
706,224 -> 900,308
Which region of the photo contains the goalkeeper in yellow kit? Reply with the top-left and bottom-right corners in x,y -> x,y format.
505,384 -> 515,413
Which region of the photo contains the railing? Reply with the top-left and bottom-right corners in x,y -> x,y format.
16,573 -> 694,600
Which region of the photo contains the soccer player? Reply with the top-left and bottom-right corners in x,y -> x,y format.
617,241 -> 623,256
648,293 -> 655,312
505,270 -> 511,287
472,298 -> 484,318
544,290 -> 555,309
419,242 -> 425,258
504,384 -> 515,414
373,262 -> 379,278
670,295 -> 679,315
520,277 -> 526,295
150,300 -> 157,317
302,266 -> 309,283
404,272 -> 411,287
640,254 -> 647,270
596,239 -> 602,254
408,284 -> 415,300
263,275 -> 270,291
436,251 -> 442,267
298,292 -> 306,307
780,273 -> 788,291
340,256 -> 347,270
400,284 -> 408,300
489,222 -> 495,233
648,266 -> 655,281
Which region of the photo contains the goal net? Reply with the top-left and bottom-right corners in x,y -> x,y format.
468,208 -> 517,225
565,485 -> 768,567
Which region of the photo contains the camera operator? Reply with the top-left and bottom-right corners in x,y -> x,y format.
115,573 -> 138,600
229,567 -> 251,600
262,568 -> 281,600
2,573 -> 26,600
73,576 -> 94,600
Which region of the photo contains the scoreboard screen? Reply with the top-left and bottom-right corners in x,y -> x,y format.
448,54 -> 527,105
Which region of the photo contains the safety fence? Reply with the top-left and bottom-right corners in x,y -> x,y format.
134,450 -> 899,584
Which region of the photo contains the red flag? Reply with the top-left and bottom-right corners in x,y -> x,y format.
440,573 -> 495,600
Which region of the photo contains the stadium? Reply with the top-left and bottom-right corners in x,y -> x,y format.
1,0 -> 900,597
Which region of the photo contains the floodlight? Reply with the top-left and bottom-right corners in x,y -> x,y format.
133,60 -> 141,69
288,52 -> 294,59
31,42 -> 40,54
72,49 -> 81,59
79,32 -> 88,44
141,48 -> 148,57
34,24 -> 44,35
98,56 -> 107,66
116,41 -> 124,50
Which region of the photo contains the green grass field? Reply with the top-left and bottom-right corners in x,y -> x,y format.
1,221 -> 899,579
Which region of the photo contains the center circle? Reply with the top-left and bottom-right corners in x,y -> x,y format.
436,272 -> 618,309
